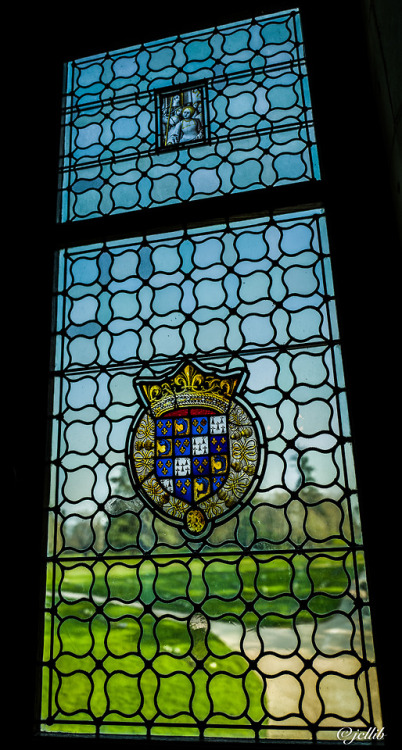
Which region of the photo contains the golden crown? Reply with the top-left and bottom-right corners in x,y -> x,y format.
138,363 -> 240,418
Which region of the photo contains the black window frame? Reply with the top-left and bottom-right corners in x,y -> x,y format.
12,2 -> 397,749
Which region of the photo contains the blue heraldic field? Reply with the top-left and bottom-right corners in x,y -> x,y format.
155,409 -> 229,503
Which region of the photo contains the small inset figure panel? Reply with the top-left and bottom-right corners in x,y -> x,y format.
156,83 -> 208,149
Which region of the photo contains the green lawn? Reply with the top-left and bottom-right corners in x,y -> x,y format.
41,551 -> 360,737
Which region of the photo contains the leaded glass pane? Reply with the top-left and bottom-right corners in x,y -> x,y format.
41,209 -> 382,739
156,83 -> 209,149
59,10 -> 319,222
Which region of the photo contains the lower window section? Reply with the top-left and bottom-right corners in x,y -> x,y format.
41,552 -> 381,740
40,209 -> 382,740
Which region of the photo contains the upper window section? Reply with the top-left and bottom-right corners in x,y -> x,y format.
59,9 -> 320,222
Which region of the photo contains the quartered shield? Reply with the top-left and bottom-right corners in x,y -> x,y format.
155,407 -> 230,504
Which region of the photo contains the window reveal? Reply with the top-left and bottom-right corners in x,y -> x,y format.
39,5 -> 383,744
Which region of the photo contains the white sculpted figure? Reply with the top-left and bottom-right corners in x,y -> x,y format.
175,105 -> 204,143
191,88 -> 202,113
163,93 -> 204,146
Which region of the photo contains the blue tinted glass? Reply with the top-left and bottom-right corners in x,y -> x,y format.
60,11 -> 320,222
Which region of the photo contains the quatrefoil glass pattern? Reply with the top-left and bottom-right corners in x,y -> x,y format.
41,208 -> 383,740
59,9 -> 319,222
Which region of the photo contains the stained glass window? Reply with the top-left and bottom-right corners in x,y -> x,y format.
38,5 -> 385,746
156,83 -> 209,149
41,208 -> 382,740
59,9 -> 319,222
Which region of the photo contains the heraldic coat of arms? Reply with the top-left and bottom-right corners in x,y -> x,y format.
127,361 -> 265,537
